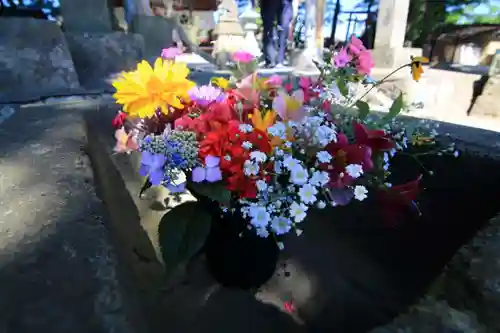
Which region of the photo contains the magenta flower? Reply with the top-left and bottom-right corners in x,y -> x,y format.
356,50 -> 374,75
188,85 -> 224,107
348,35 -> 366,56
192,156 -> 222,183
232,51 -> 254,63
266,74 -> 282,86
161,47 -> 183,60
334,47 -> 351,68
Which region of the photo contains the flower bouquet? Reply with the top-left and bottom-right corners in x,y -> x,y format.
110,36 -> 458,289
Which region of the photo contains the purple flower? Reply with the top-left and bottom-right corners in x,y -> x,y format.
188,85 -> 224,107
334,47 -> 351,68
192,156 -> 222,183
138,151 -> 167,186
327,188 -> 354,206
161,47 -> 183,60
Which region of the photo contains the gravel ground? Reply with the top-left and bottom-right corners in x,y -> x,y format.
0,102 -> 135,333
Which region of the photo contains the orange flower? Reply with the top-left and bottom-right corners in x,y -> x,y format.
410,56 -> 429,82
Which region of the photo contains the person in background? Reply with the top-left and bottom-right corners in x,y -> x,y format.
260,0 -> 293,68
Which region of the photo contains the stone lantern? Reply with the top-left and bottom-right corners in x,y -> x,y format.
239,7 -> 261,58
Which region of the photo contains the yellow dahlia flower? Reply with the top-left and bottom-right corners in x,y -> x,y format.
112,58 -> 195,118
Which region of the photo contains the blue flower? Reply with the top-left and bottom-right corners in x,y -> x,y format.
138,151 -> 167,186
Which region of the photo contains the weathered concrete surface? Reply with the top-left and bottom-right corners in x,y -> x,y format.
370,297 -> 487,333
65,32 -> 145,90
435,214 -> 500,332
0,102 -> 141,333
469,75 -> 500,118
0,18 -> 81,104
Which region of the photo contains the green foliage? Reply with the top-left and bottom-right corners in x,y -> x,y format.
383,92 -> 404,122
188,181 -> 232,206
355,0 -> 493,47
158,201 -> 212,274
355,100 -> 371,120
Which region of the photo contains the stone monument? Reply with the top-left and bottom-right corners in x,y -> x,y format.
370,0 -> 410,68
239,7 -> 261,58
212,0 -> 246,67
292,0 -> 324,76
60,0 -> 113,33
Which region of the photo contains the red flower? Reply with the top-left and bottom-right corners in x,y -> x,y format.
321,134 -> 373,188
199,121 -> 273,199
112,111 -> 127,129
376,175 -> 422,226
353,121 -> 395,151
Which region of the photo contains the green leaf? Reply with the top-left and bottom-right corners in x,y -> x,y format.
188,181 -> 231,206
158,201 -> 211,273
138,177 -> 152,199
337,78 -> 349,97
384,92 -> 404,121
355,100 -> 370,120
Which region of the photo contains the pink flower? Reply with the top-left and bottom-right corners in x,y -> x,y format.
356,50 -> 374,75
272,90 -> 306,122
232,51 -> 254,63
266,74 -> 282,86
348,35 -> 366,56
334,47 -> 351,68
114,128 -> 138,153
298,77 -> 312,89
161,47 -> 183,60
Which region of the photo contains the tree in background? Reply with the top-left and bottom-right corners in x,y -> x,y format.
0,0 -> 60,19
446,2 -> 500,24
355,0 -> 494,47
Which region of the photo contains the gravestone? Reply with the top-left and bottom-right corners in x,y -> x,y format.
0,17 -> 80,103
212,0 -> 246,67
60,0 -> 113,33
371,0 -> 411,68
65,32 -> 144,90
130,15 -> 215,64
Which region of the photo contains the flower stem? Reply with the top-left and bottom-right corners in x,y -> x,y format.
350,64 -> 409,107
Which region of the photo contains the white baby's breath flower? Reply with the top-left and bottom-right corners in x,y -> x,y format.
298,184 -> 318,204
295,228 -> 303,236
283,156 -> 300,170
249,206 -> 270,228
316,200 -> 326,209
267,122 -> 287,138
250,151 -> 267,163
242,141 -> 253,150
271,216 -> 292,235
256,227 -> 270,238
309,170 -> 330,187
316,151 -> 332,163
243,160 -> 259,176
345,164 -> 363,179
289,201 -> 308,223
256,180 -> 268,192
290,166 -> 309,185
353,185 -> 368,201
239,124 -> 253,133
